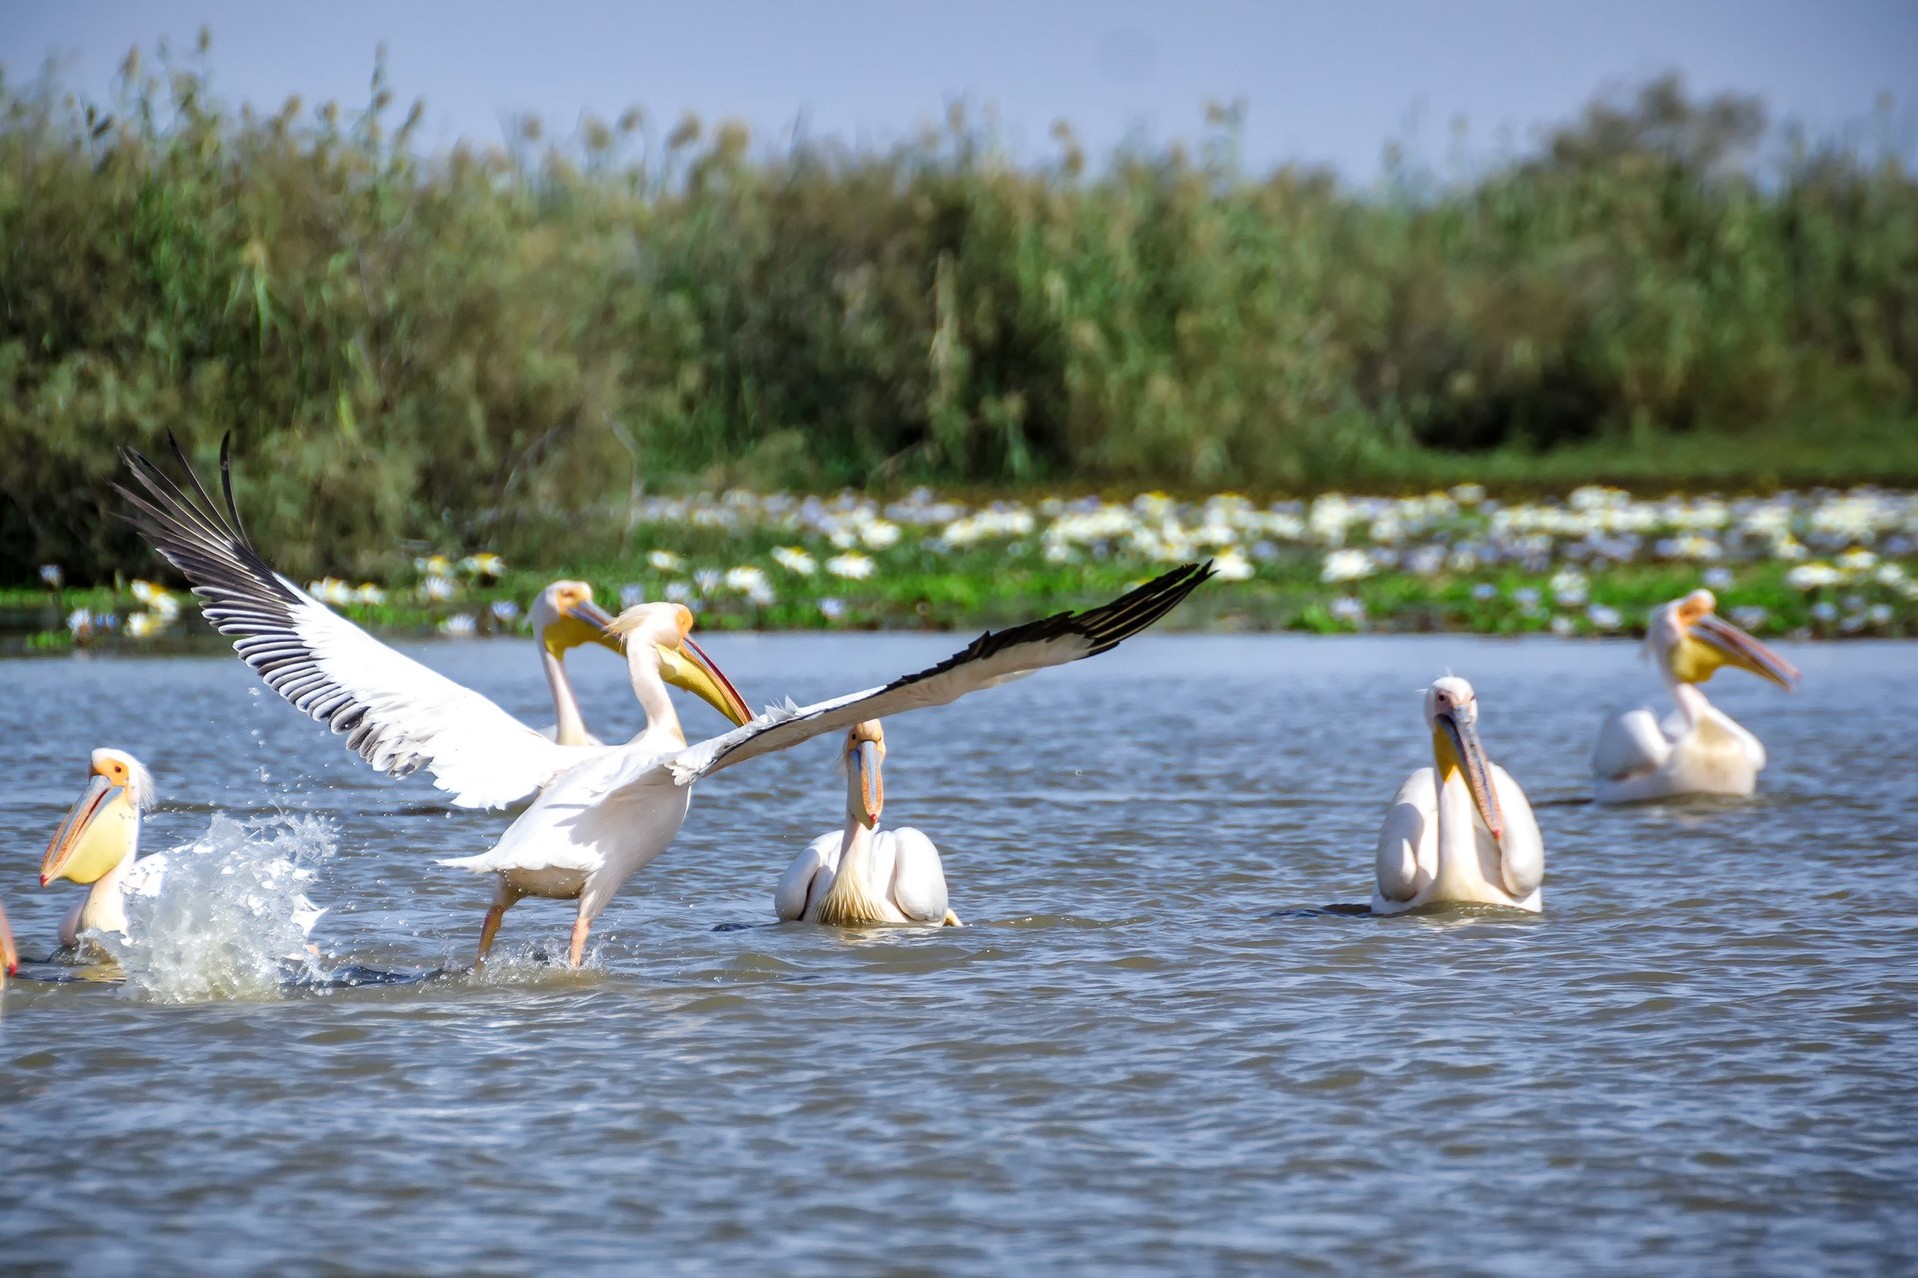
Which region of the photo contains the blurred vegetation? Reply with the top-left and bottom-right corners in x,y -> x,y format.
3,36 -> 1916,583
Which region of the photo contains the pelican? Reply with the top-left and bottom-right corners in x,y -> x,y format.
442,562 -> 1211,965
0,897 -> 16,990
1591,589 -> 1801,803
775,721 -> 961,927
39,748 -> 326,949
529,580 -> 623,745
1373,677 -> 1543,915
118,438 -> 748,812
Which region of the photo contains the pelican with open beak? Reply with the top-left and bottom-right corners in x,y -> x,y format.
775,721 -> 961,927
40,748 -> 329,953
530,581 -> 623,746
1592,589 -> 1802,803
446,601 -> 755,966
40,748 -> 165,947
1373,677 -> 1544,914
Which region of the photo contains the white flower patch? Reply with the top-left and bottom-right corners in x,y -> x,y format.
1321,548 -> 1374,583
827,553 -> 875,580
771,547 -> 817,575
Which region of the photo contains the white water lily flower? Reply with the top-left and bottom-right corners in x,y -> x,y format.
38,564 -> 64,589
818,597 -> 847,621
647,550 -> 685,573
1320,548 -> 1374,583
125,612 -> 168,638
438,613 -> 477,637
694,569 -> 722,594
413,555 -> 453,578
1836,548 -> 1878,573
1328,596 -> 1366,625
1550,616 -> 1575,635
724,566 -> 771,595
1450,483 -> 1486,505
860,520 -> 901,550
418,576 -> 457,602
771,546 -> 817,575
827,553 -> 875,580
1785,563 -> 1842,591
1730,606 -> 1768,631
355,583 -> 386,605
1549,570 -> 1588,607
1586,604 -> 1623,631
1212,550 -> 1254,581
66,607 -> 94,635
1703,567 -> 1734,590
459,553 -> 505,579
490,600 -> 521,623
664,582 -> 693,604
619,584 -> 647,609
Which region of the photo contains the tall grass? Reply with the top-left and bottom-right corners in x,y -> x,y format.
2,39 -> 1914,582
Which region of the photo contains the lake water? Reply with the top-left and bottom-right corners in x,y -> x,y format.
1,634 -> 1914,1276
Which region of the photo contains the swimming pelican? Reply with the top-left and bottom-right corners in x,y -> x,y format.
1591,589 -> 1801,803
443,562 -> 1211,965
530,580 -> 623,746
775,721 -> 961,927
39,748 -> 326,948
118,438 -> 748,811
1373,677 -> 1543,915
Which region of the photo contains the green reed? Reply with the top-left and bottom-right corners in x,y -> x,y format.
2,38 -> 1915,583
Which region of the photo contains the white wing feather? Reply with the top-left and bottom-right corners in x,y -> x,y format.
121,441 -> 598,810
669,563 -> 1214,785
883,827 -> 949,923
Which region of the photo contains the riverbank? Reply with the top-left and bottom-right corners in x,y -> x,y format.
9,484 -> 1912,654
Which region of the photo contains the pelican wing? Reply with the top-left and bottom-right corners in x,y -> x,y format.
882,827 -> 950,924
1375,768 -> 1437,903
667,562 -> 1214,784
118,438 -> 586,810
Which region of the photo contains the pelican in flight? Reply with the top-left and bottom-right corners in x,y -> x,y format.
1591,589 -> 1801,803
1373,677 -> 1543,915
119,438 -> 749,812
775,721 -> 960,927
442,563 -> 1210,965
39,748 -> 326,949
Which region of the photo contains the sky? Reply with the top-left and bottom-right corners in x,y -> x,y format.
5,1 -> 1915,178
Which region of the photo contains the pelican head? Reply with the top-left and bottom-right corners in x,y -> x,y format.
1425,677 -> 1503,843
843,720 -> 886,828
1651,589 -> 1800,690
42,748 -> 155,886
531,580 -> 622,658
606,602 -> 753,726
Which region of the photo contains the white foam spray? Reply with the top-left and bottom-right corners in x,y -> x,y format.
97,813 -> 334,1003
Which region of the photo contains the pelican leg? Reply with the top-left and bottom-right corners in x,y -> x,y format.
568,912 -> 591,969
475,877 -> 523,968
942,909 -> 962,927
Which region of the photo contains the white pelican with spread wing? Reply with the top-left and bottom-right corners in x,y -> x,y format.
0,897 -> 16,991
445,563 -> 1212,965
118,438 -> 748,812
1591,589 -> 1801,803
1373,677 -> 1544,915
775,720 -> 960,927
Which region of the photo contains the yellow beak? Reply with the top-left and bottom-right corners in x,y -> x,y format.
1677,613 -> 1801,690
546,598 -> 624,656
854,738 -> 884,828
656,636 -> 753,726
42,773 -> 136,886
1435,710 -> 1504,844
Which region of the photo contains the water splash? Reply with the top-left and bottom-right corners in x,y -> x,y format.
98,813 -> 333,1003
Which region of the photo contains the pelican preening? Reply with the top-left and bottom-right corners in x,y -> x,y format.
775,721 -> 960,928
1373,677 -> 1544,915
121,436 -> 1211,966
1591,589 -> 1802,803
39,748 -> 326,950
